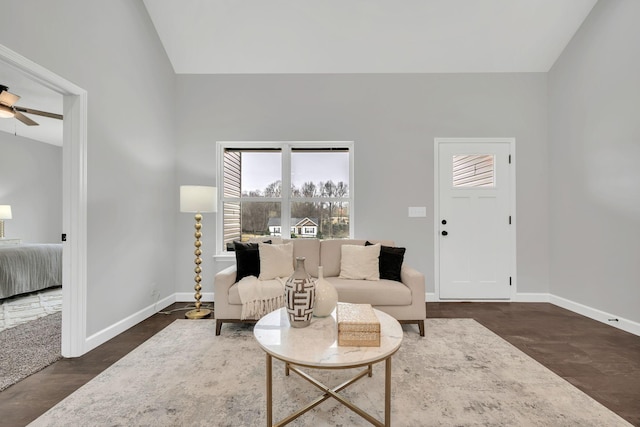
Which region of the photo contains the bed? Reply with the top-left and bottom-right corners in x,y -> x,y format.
0,244 -> 62,300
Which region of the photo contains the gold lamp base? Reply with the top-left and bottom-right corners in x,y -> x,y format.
185,212 -> 212,320
185,307 -> 212,319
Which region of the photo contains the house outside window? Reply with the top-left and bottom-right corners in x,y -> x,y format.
217,141 -> 353,252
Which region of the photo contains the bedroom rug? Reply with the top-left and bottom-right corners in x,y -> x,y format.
0,311 -> 61,391
0,287 -> 62,331
28,318 -> 630,427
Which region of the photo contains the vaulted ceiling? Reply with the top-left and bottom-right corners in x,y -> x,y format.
143,0 -> 597,74
1,0 -> 598,145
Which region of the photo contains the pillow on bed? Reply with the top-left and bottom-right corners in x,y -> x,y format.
339,243 -> 380,281
258,242 -> 294,280
234,240 -> 271,281
366,241 -> 405,282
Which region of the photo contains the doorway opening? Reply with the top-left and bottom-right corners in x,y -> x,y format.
0,44 -> 88,357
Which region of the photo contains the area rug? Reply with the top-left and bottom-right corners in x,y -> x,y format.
28,319 -> 630,426
0,311 -> 62,391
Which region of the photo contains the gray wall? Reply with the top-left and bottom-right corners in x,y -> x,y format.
548,1 -> 640,323
5,0 -> 632,338
0,0 -> 177,336
175,73 -> 550,295
0,133 -> 62,243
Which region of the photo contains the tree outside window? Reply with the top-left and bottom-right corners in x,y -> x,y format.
218,142 -> 353,252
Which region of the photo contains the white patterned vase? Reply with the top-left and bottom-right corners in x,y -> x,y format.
313,266 -> 338,317
285,257 -> 315,328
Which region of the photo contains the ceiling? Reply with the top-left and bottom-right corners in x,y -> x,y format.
143,0 -> 598,74
0,64 -> 63,146
1,0 -> 598,146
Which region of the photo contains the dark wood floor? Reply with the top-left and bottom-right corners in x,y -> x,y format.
1,302 -> 639,426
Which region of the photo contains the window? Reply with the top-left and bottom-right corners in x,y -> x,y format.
452,154 -> 495,188
218,142 -> 353,252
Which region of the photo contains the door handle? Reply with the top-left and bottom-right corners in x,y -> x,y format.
441,231 -> 448,236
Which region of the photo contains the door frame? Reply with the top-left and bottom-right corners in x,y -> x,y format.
433,137 -> 517,301
0,44 -> 88,357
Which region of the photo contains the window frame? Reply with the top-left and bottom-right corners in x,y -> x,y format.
216,141 -> 355,253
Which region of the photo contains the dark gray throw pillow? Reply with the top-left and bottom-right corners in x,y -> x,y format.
365,241 -> 406,282
233,240 -> 271,281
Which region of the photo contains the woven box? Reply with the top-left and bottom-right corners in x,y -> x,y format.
337,303 -> 380,347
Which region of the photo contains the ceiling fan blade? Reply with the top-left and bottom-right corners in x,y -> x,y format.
14,106 -> 63,120
14,111 -> 39,126
0,89 -> 20,107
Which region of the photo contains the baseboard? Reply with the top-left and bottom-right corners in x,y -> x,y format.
83,290 -> 639,354
84,294 -> 176,353
513,293 -> 550,302
550,294 -> 640,337
426,292 -> 549,303
429,291 -> 638,337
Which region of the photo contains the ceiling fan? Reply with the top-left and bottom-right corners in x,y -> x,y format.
0,84 -> 63,126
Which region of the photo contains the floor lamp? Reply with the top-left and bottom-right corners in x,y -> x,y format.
180,186 -> 216,319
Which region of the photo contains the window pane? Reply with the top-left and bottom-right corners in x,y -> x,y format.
291,149 -> 349,197
222,201 -> 281,249
220,143 -> 353,252
290,201 -> 349,239
452,155 -> 495,188
224,149 -> 282,198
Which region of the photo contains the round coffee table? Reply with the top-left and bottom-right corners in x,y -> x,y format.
254,306 -> 403,426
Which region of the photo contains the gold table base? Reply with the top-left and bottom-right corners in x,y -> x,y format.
266,354 -> 393,427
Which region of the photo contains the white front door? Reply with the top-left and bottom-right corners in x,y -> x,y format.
436,139 -> 514,299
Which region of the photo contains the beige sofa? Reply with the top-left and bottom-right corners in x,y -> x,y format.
214,238 -> 426,336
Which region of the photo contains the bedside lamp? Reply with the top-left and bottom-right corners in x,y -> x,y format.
0,205 -> 12,239
180,186 -> 217,319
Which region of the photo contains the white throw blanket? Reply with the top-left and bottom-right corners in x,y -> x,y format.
236,275 -> 286,320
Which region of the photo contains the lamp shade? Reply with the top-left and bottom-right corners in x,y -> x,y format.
0,205 -> 12,219
180,186 -> 217,213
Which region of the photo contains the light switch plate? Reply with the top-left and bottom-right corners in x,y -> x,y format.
408,206 -> 427,217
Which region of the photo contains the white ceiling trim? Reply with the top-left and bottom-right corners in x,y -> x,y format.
143,0 -> 597,74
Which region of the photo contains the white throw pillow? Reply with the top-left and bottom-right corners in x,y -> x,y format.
339,244 -> 381,281
258,242 -> 294,280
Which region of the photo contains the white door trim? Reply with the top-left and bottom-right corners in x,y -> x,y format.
0,44 -> 88,357
433,137 -> 517,301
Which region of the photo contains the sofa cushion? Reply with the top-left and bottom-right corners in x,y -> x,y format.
229,277 -> 414,307
326,277 -> 412,306
366,241 -> 406,282
258,242 -> 294,280
289,238 -> 321,277
339,244 -> 381,280
320,239 -> 366,277
234,241 -> 271,281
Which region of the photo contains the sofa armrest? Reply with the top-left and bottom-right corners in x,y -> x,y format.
400,264 -> 426,303
213,265 -> 237,302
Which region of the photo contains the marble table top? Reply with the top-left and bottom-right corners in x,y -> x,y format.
254,307 -> 403,368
